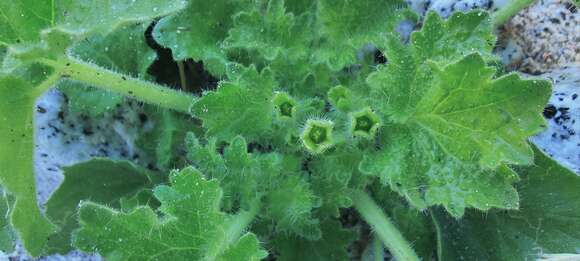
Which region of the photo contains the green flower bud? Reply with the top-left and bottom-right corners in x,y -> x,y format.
273,92 -> 296,118
301,119 -> 334,154
350,107 -> 381,138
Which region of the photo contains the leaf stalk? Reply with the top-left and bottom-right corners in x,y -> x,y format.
350,190 -> 420,261
39,57 -> 194,113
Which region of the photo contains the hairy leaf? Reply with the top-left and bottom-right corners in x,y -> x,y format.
74,167 -> 267,260
45,158 -> 163,253
363,12 -> 550,216
316,0 -> 414,70
191,66 -> 275,142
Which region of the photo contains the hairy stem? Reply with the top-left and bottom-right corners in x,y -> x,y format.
491,0 -> 536,27
205,199 -> 260,260
350,190 -> 420,261
32,73 -> 62,97
41,57 -> 194,113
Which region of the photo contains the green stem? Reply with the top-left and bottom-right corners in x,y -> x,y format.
41,57 -> 194,113
371,234 -> 385,261
225,199 -> 260,245
491,0 -> 536,27
205,199 -> 260,260
429,209 -> 444,261
31,73 -> 61,97
350,190 -> 420,261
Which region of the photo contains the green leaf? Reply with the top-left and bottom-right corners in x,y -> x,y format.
223,0 -> 306,61
58,23 -> 156,116
310,149 -> 363,218
74,167 -> 267,261
55,0 -> 187,36
0,0 -> 186,45
315,0 -> 414,70
265,175 -> 322,240
0,1 -> 54,44
410,11 -> 495,64
364,28 -> 550,216
434,147 -> 580,260
191,65 -> 275,142
0,76 -> 56,256
368,11 -> 496,122
414,54 -> 549,167
45,158 -> 163,254
360,124 -> 521,217
153,0 -> 249,76
272,220 -> 355,261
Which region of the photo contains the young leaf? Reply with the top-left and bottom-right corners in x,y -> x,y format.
315,0 -> 414,70
223,0 -> 300,61
73,167 -> 268,260
411,11 -> 496,64
433,147 -> 580,260
265,175 -> 322,240
45,158 -> 163,253
0,76 -> 57,255
191,65 -> 275,142
310,149 -> 364,218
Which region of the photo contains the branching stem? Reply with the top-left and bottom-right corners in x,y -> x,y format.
350,190 -> 420,261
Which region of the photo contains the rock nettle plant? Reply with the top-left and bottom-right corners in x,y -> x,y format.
1,0 -> 579,260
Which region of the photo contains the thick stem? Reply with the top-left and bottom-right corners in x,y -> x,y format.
491,0 -> 536,27
31,73 -> 61,97
350,190 -> 420,261
41,57 -> 194,113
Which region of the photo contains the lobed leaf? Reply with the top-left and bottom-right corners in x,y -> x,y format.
363,12 -> 551,217
191,65 -> 275,142
74,167 -> 267,260
316,0 -> 415,70
45,158 -> 163,253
